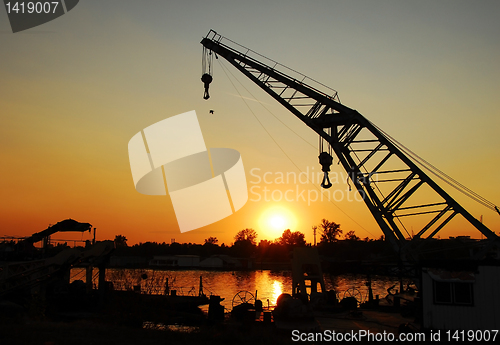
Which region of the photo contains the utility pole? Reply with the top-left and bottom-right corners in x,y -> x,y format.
312,226 -> 317,246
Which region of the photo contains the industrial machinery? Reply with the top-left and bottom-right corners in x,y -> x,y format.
0,219 -> 112,298
200,30 -> 499,261
16,218 -> 93,252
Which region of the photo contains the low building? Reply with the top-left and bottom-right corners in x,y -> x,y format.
200,255 -> 242,269
149,255 -> 200,268
421,264 -> 500,330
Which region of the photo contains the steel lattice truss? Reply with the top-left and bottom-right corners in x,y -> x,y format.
201,30 -> 498,258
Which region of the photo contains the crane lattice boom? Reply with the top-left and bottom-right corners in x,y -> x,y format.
201,30 -> 498,259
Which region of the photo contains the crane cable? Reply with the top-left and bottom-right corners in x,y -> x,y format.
202,46 -> 213,76
369,120 -> 499,214
219,66 -> 317,151
217,59 -> 377,238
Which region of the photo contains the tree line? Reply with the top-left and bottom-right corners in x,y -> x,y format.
113,219 -> 393,262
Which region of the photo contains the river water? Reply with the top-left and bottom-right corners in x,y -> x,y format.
71,268 -> 410,311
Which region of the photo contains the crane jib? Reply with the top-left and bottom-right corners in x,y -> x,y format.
200,31 -> 499,261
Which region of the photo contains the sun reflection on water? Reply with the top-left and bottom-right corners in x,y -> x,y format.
271,280 -> 283,306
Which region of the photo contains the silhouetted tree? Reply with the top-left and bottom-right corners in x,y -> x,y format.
114,235 -> 128,247
277,229 -> 306,246
257,239 -> 272,258
318,219 -> 342,244
233,228 -> 258,258
344,230 -> 360,241
204,236 -> 218,245
202,237 -> 219,256
234,228 -> 257,246
258,239 -> 273,247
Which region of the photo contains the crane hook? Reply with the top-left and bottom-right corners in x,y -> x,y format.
318,152 -> 333,189
201,73 -> 213,100
321,172 -> 333,189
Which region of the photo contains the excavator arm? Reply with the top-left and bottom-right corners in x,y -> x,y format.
21,219 -> 92,245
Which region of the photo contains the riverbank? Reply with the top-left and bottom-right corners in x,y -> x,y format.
0,307 -> 426,345
0,319 -> 296,345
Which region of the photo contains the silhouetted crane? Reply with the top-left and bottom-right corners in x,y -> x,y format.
200,30 -> 499,261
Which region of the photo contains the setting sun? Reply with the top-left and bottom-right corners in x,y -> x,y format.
269,215 -> 286,230
258,206 -> 298,240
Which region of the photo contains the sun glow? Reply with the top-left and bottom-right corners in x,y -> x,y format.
269,215 -> 286,230
258,206 -> 297,240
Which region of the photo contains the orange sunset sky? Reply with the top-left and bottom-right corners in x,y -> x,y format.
1,1 -> 499,246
